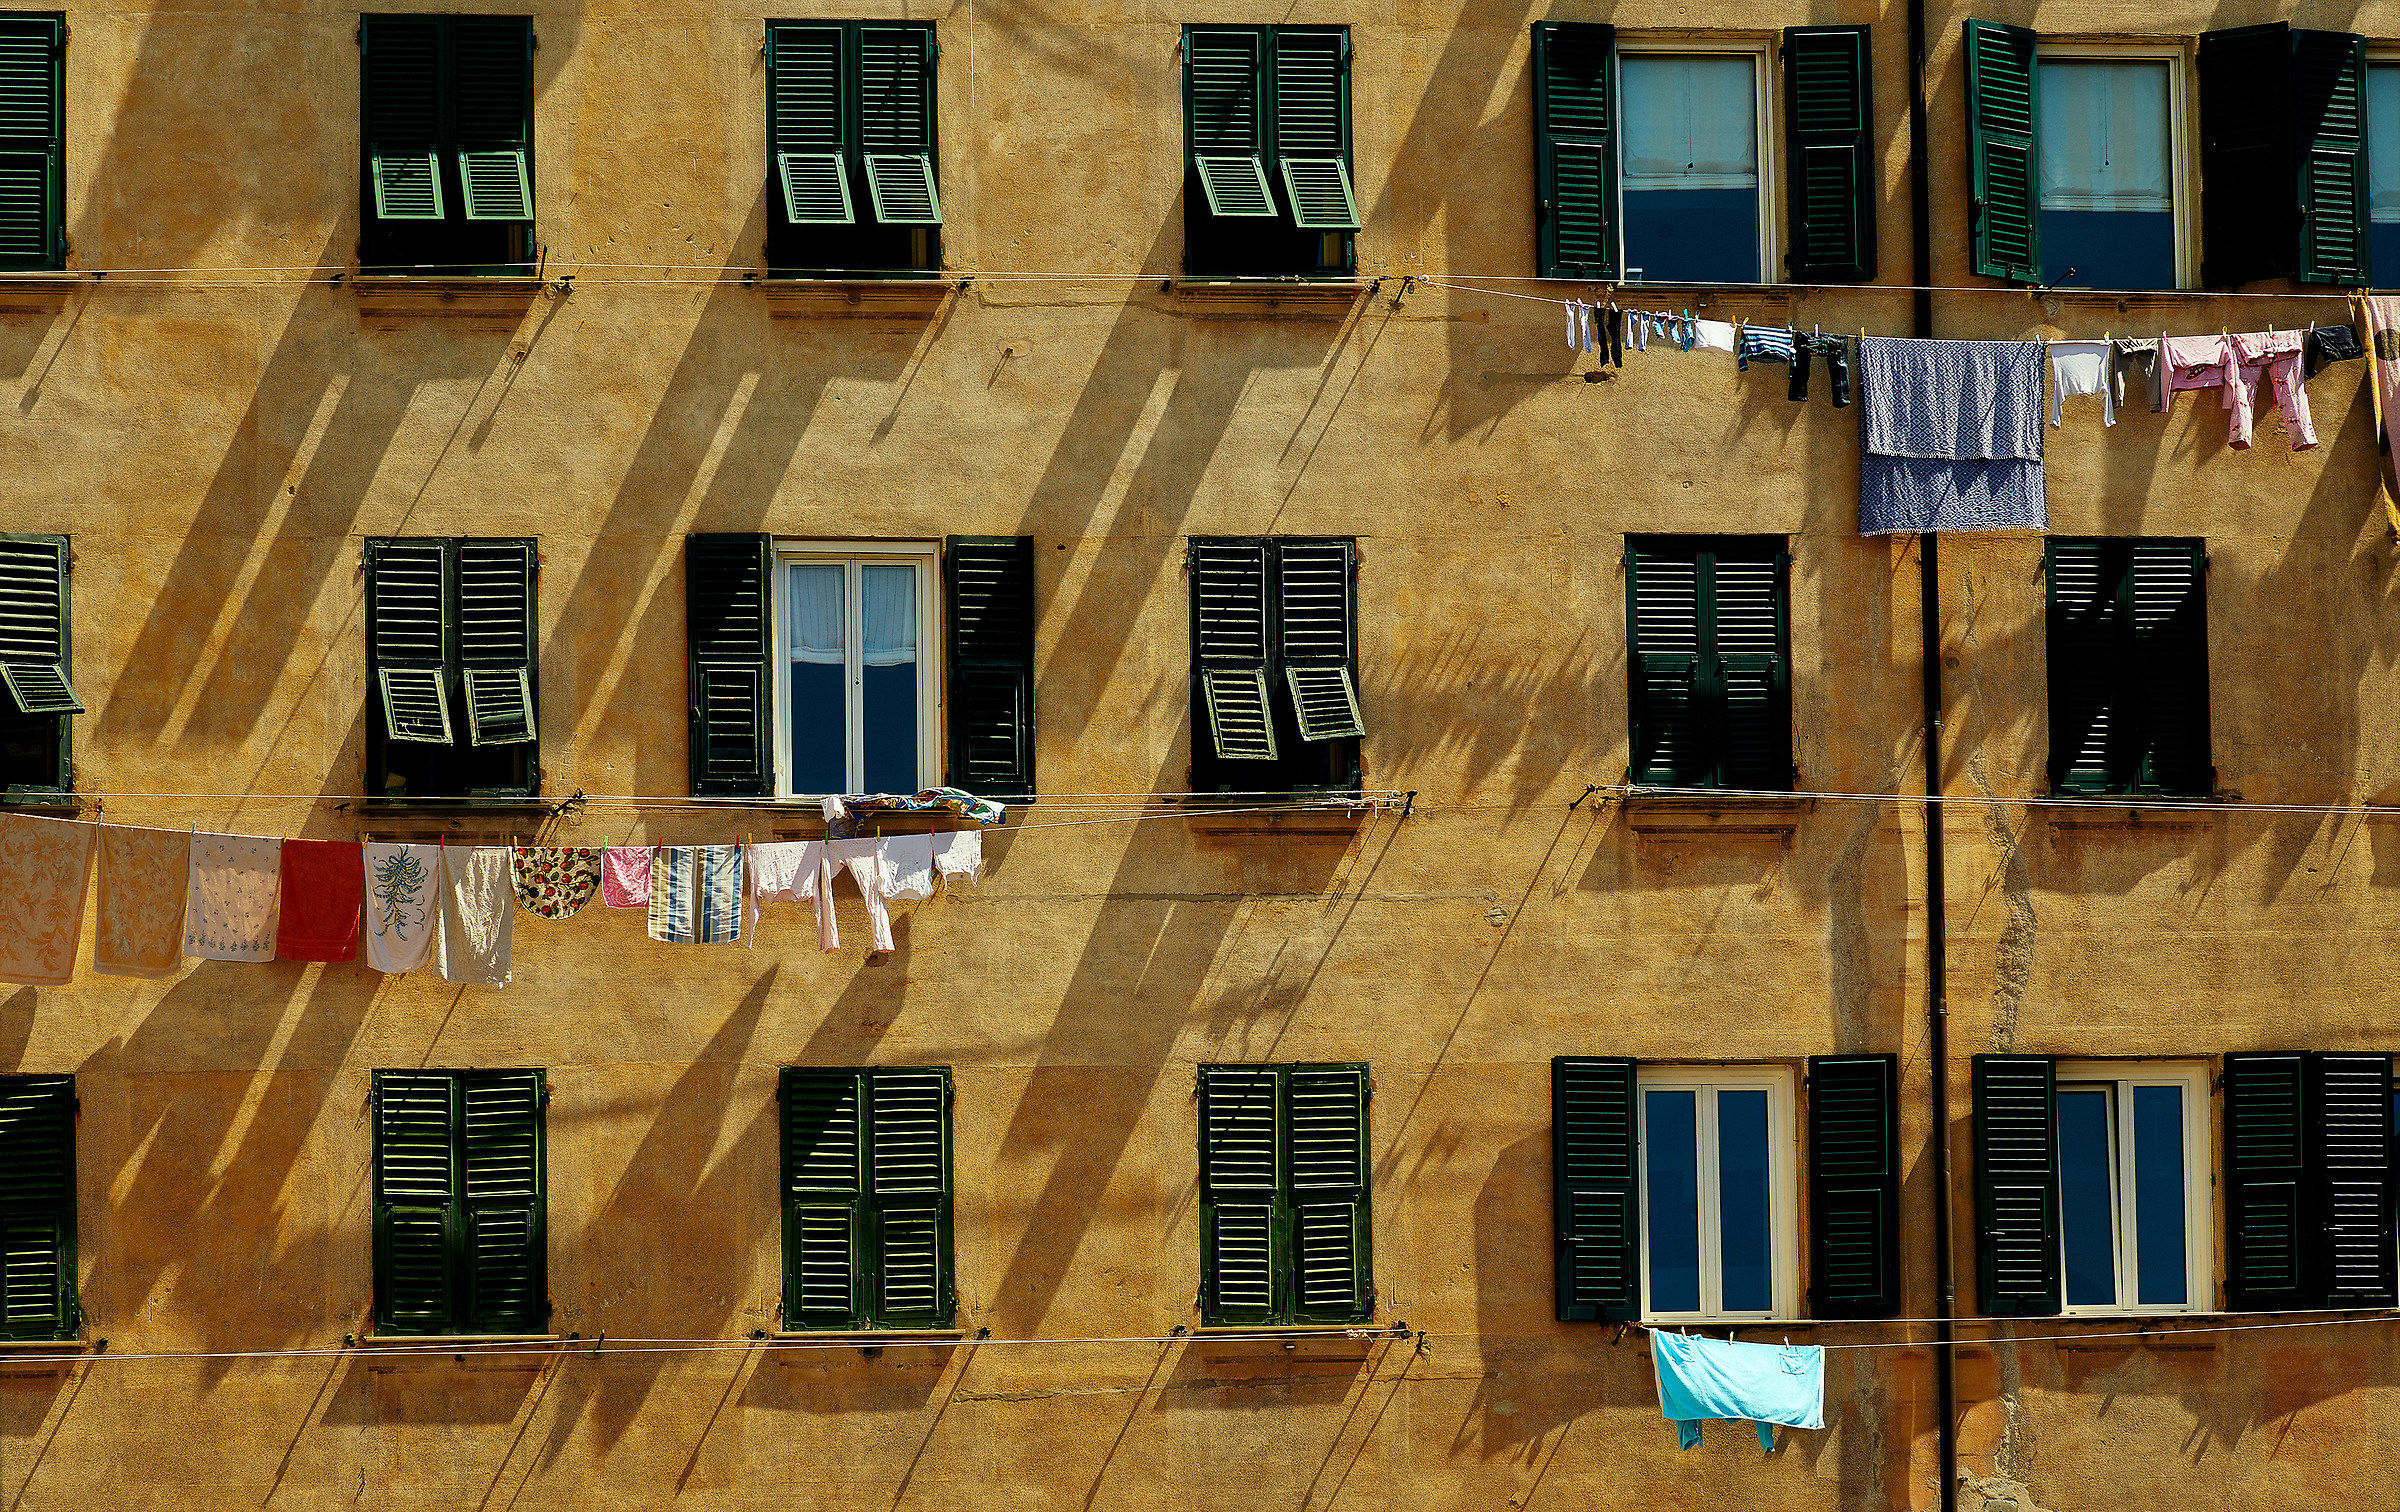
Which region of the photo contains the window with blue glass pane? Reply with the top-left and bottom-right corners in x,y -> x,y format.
1638,1069 -> 1791,1319
1643,1089 -> 1702,1315
2056,1086 -> 2118,1308
780,551 -> 936,796
1619,54 -> 1762,284
2037,58 -> 2176,289
2370,66 -> 2400,289
2053,1066 -> 2203,1315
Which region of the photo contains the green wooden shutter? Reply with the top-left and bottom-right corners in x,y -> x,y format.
1808,1055 -> 1901,1319
461,1069 -> 545,1333
456,539 -> 537,747
1287,1064 -> 1371,1323
2127,541 -> 2208,797
859,25 -> 940,226
1532,23 -> 1616,281
1971,1054 -> 2060,1316
451,18 -> 532,223
2043,540 -> 2119,795
366,539 -> 454,746
1712,544 -> 1791,792
362,16 -> 446,222
1626,542 -> 1704,787
2294,31 -> 2369,286
1275,539 -> 1362,743
2310,1053 -> 2395,1308
373,1070 -> 459,1334
1187,27 -> 1276,218
768,23 -> 853,225
868,1068 -> 953,1328
2224,1053 -> 2308,1311
0,1075 -> 74,1341
1192,540 -> 1278,762
1552,1057 -> 1638,1322
1782,26 -> 1875,282
1271,30 -> 1358,232
686,534 -> 774,798
783,1067 -> 865,1329
1199,1065 -> 1281,1325
0,17 -> 62,271
1964,20 -> 2040,283
2197,25 -> 2298,286
0,534 -> 78,715
945,536 -> 1037,801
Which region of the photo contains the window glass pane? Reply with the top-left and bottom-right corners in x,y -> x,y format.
2372,67 -> 2400,287
2130,1084 -> 2187,1307
1619,55 -> 1760,283
2057,1086 -> 2118,1307
2038,59 -> 2174,288
860,565 -> 919,793
1643,1089 -> 1701,1314
787,563 -> 847,795
1715,1088 -> 1772,1313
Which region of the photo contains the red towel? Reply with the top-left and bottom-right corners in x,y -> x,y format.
276,839 -> 364,963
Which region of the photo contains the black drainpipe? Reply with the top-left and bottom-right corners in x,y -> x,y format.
1905,4 -> 1958,1512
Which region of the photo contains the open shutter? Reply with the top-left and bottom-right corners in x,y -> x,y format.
452,18 -> 532,222
367,539 -> 454,745
1188,27 -> 1276,218
2127,541 -> 2209,796
945,536 -> 1036,800
783,1068 -> 865,1329
867,1068 -> 953,1328
457,539 -> 537,747
2293,31 -> 2368,286
2310,1053 -> 2395,1308
1808,1055 -> 1901,1318
1199,1066 -> 1281,1324
1532,23 -> 1615,281
0,535 -> 78,715
1712,545 -> 1791,791
2224,1053 -> 2308,1310
0,1075 -> 74,1340
461,1070 -> 545,1333
2044,540 -> 2120,795
1626,543 -> 1703,786
1275,539 -> 1362,743
859,25 -> 941,226
1972,1054 -> 2061,1316
0,17 -> 62,269
768,23 -> 853,225
1272,30 -> 1358,232
1288,1065 -> 1371,1323
1192,541 -> 1277,762
686,534 -> 774,797
1783,26 -> 1876,282
373,1070 -> 458,1334
363,16 -> 446,222
2198,25 -> 2298,286
1964,20 -> 2041,283
1553,1057 -> 1638,1322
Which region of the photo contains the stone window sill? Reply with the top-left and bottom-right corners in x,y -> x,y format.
1169,278 -> 1369,316
759,277 -> 959,318
1621,793 -> 1810,841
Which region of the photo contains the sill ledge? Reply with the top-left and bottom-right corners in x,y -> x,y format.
1170,279 -> 1368,317
2040,797 -> 2220,832
352,276 -> 547,325
0,1336 -> 95,1352
1184,802 -> 1373,839
359,1334 -> 568,1345
769,1329 -> 969,1343
1621,793 -> 1810,841
760,278 -> 959,318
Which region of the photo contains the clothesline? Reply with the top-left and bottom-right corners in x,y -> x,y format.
1647,1310 -> 2400,1352
1597,783 -> 2400,822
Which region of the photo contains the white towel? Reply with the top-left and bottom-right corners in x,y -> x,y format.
747,840 -> 829,949
438,846 -> 513,986
932,830 -> 983,889
183,832 -> 280,963
362,843 -> 441,974
883,834 -> 936,902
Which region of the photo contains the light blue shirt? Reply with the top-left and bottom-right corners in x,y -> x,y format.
1649,1330 -> 1825,1452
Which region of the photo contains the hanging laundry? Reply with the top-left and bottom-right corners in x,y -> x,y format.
1628,310 -> 1650,353
93,824 -> 187,979
274,839 -> 363,963
882,833 -> 938,902
2363,296 -> 2400,535
1564,299 -> 1582,352
1694,318 -> 1737,353
0,813 -> 94,987
825,837 -> 897,953
511,846 -> 601,920
1857,337 -> 2046,534
2159,333 -> 2230,413
2303,322 -> 2363,380
1650,1330 -> 1825,1453
747,839 -> 832,951
2047,340 -> 2114,427
838,788 -> 1009,828
2225,329 -> 2314,450
1735,324 -> 1797,374
183,832 -> 281,963
600,845 -> 653,908
647,845 -> 744,944
1801,334 -> 1852,407
1601,306 -> 1624,367
2110,337 -> 2164,414
438,846 -> 514,985
932,829 -> 984,889
362,842 -> 440,974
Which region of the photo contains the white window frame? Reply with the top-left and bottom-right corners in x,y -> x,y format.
1612,36 -> 1777,287
1635,1064 -> 1800,1323
2054,1060 -> 2211,1317
2032,41 -> 2195,290
771,540 -> 943,799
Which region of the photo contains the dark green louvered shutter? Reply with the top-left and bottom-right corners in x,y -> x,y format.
456,539 -> 536,747
2198,25 -> 2368,287
0,16 -> 63,271
461,1070 -> 545,1333
1288,1064 -> 1371,1324
2311,1054 -> 2395,1308
0,1075 -> 74,1341
2292,31 -> 2368,287
362,16 -> 445,222
0,534 -> 78,717
1199,1065 -> 1280,1325
2224,1053 -> 2308,1310
452,18 -> 533,223
783,1068 -> 864,1328
1626,543 -> 1703,786
859,24 -> 940,226
373,1070 -> 458,1334
945,537 -> 1036,801
867,1068 -> 953,1329
1972,1054 -> 2060,1316
1187,27 -> 1275,219
1552,1057 -> 1638,1323
1964,20 -> 2040,283
686,534 -> 774,797
366,539 -> 454,746
2127,541 -> 2209,797
1532,23 -> 1615,281
1192,541 -> 1277,762
1276,540 -> 1362,743
1783,27 -> 1875,282
767,23 -> 852,225
1808,1055 -> 1901,1318
1713,544 -> 1791,791
1272,30 -> 1358,233
2043,540 -> 2117,794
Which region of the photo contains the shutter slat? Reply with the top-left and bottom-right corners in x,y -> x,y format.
869,1070 -> 947,1195
1206,1203 -> 1276,1316
858,25 -> 933,151
778,152 -> 854,225
367,540 -> 449,668
1972,1055 -> 2061,1315
1809,1055 -> 1900,1317
2128,541 -> 2209,796
876,1200 -> 943,1318
462,1072 -> 541,1201
767,24 -> 845,153
1279,157 -> 1360,231
791,1206 -> 856,1319
1965,20 -> 2041,282
2226,1053 -> 2307,1308
1553,1057 -> 1639,1322
784,1069 -> 863,1195
1194,542 -> 1269,662
1197,156 -> 1277,217
1287,1066 -> 1366,1189
2294,31 -> 2368,285
361,16 -> 440,146
863,152 -> 942,226
1188,29 -> 1263,154
1534,22 -> 1616,279
1285,666 -> 1363,742
378,666 -> 454,745
375,1072 -> 455,1202
2045,540 -> 2118,791
0,536 -> 67,665
0,1074 -> 72,1341
1202,667 -> 1278,761
463,666 -> 536,747
371,149 -> 445,221
456,541 -> 534,666
1271,31 -> 1345,156
376,1207 -> 452,1332
1201,1067 -> 1280,1191
1783,27 -> 1876,283
458,148 -> 532,221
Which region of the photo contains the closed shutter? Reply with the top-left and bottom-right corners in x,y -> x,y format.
452,18 -> 532,222
867,1068 -> 952,1328
2044,539 -> 2121,794
1626,543 -> 1703,786
362,16 -> 446,221
1187,28 -> 1276,218
945,537 -> 1037,800
859,25 -> 940,226
0,1075 -> 74,1341
457,539 -> 537,747
1971,1054 -> 2061,1316
366,539 -> 454,745
1199,1066 -> 1281,1324
1782,27 -> 1876,283
1808,1055 -> 1901,1318
1532,23 -> 1615,281
1713,544 -> 1791,792
1552,1057 -> 1639,1322
0,534 -> 78,715
2127,541 -> 2209,797
768,23 -> 853,225
1272,30 -> 1358,232
1276,540 -> 1363,742
1191,541 -> 1277,762
373,1070 -> 459,1334
783,1068 -> 865,1329
1963,20 -> 2041,283
461,1070 -> 545,1333
686,535 -> 775,797
2224,1053 -> 2308,1310
1287,1064 -> 1371,1323
0,16 -> 61,270
2310,1054 -> 2395,1308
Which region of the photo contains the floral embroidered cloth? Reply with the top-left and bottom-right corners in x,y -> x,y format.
183,832 -> 281,963
0,814 -> 96,986
362,843 -> 440,974
94,824 -> 187,979
439,847 -> 514,985
275,839 -> 363,963
601,846 -> 652,908
511,846 -> 601,920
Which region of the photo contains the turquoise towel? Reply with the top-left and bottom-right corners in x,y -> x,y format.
1649,1330 -> 1824,1452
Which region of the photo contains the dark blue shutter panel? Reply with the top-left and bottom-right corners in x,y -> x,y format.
2044,540 -> 2119,795
686,534 -> 774,798
1627,545 -> 1703,786
945,537 -> 1036,801
2224,1053 -> 2308,1310
1782,27 -> 1875,282
2310,1053 -> 2395,1309
1972,1054 -> 2060,1316
0,1075 -> 74,1340
1964,21 -> 2040,282
460,1070 -> 545,1333
2127,541 -> 2209,797
1808,1055 -> 1900,1318
1552,1057 -> 1638,1322
0,17 -> 61,270
1713,545 -> 1791,792
1532,23 -> 1615,281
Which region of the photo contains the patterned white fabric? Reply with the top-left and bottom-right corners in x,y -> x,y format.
1858,337 -> 2047,535
363,843 -> 440,974
183,832 -> 281,963
438,846 -> 513,985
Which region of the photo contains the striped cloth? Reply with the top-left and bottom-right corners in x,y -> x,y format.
647,845 -> 744,944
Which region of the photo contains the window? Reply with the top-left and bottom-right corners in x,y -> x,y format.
1182,25 -> 1359,278
781,1066 -> 954,1331
363,538 -> 539,802
359,15 -> 535,276
1197,1064 -> 1372,1326
370,1069 -> 546,1336
2196,25 -> 2368,288
765,22 -> 942,277
684,535 -> 1035,800
0,534 -> 79,798
1618,46 -> 1768,284
2036,53 -> 2177,289
2372,62 -> 2400,286
2043,538 -> 2209,798
2225,1054 -> 2396,1310
0,15 -> 63,271
1187,537 -> 1363,795
0,1074 -> 75,1340
1624,535 -> 1790,792
1636,1067 -> 1797,1321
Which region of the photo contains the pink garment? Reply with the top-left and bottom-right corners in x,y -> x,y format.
825,838 -> 895,953
2159,334 -> 2229,412
2366,296 -> 2400,531
2225,330 -> 2314,450
600,846 -> 652,908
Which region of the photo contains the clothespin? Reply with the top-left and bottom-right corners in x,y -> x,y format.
2103,331 -> 2111,343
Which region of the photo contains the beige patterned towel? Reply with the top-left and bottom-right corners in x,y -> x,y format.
94,825 -> 187,978
0,813 -> 95,986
